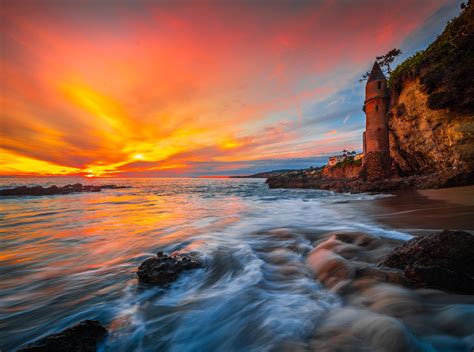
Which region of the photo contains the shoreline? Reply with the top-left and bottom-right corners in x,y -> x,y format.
357,185 -> 474,235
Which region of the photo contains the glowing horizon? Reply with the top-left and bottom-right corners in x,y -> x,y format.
0,0 -> 458,177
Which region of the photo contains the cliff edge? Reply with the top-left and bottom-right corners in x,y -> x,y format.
388,3 -> 474,177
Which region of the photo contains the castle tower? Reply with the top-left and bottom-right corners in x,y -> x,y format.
362,61 -> 390,181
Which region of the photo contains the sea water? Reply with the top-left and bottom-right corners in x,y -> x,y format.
0,178 -> 472,351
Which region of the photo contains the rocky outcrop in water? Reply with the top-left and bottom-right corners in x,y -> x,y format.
17,320 -> 107,352
307,232 -> 406,291
0,183 -> 129,197
379,230 -> 474,294
137,251 -> 202,286
307,230 -> 474,351
267,168 -> 474,193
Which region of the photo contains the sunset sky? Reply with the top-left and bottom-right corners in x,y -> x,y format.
0,0 -> 461,177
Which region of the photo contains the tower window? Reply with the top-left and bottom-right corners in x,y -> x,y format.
376,105 -> 379,111
377,81 -> 382,89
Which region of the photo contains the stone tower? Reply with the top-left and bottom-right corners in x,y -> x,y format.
362,61 -> 390,181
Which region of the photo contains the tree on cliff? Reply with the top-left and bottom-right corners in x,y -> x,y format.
342,149 -> 356,158
460,1 -> 471,10
376,48 -> 402,75
360,48 -> 402,82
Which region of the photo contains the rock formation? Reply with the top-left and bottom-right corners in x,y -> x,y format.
388,78 -> 474,177
321,160 -> 362,179
137,251 -> 202,286
0,183 -> 129,197
307,230 -> 474,351
17,320 -> 107,352
379,230 -> 474,294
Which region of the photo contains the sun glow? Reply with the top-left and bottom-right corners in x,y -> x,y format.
0,150 -> 81,176
220,139 -> 242,150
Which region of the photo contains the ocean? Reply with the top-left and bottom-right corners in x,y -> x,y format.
0,178 -> 472,351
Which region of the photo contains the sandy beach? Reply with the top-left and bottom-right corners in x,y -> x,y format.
356,185 -> 474,235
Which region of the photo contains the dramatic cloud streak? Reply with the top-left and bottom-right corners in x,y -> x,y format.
0,0 -> 456,176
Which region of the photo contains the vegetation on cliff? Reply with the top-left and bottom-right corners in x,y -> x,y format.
332,157 -> 362,169
389,2 -> 474,113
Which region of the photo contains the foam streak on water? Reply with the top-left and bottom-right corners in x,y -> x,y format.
0,178 -> 420,351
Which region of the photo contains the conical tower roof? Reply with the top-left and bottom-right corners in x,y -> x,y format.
367,61 -> 386,82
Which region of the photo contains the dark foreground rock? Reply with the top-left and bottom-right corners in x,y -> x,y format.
0,183 -> 129,197
379,230 -> 474,294
137,251 -> 203,286
266,169 -> 474,193
17,320 -> 107,352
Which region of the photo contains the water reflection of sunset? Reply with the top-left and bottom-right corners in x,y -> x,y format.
0,179 -> 251,337
0,180 -> 246,284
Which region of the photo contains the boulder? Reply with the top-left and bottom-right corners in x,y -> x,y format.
379,230 -> 474,293
17,320 -> 107,352
137,251 -> 202,286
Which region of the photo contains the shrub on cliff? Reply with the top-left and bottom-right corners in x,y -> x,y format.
333,157 -> 362,169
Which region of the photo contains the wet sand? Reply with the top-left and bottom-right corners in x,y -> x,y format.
356,185 -> 474,235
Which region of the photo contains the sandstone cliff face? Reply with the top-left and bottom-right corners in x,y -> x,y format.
388,4 -> 474,177
321,162 -> 361,179
388,79 -> 474,176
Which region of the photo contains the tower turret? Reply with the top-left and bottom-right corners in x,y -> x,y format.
362,62 -> 390,181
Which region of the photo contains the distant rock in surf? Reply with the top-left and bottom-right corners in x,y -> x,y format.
0,183 -> 129,197
17,320 -> 107,352
379,230 -> 474,294
137,251 -> 202,286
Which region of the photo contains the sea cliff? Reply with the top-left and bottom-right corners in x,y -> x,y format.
268,4 -> 474,193
321,160 -> 362,179
388,3 -> 474,176
389,79 -> 474,177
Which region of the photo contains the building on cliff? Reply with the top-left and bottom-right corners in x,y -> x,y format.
327,155 -> 346,167
327,153 -> 364,167
362,62 -> 390,181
